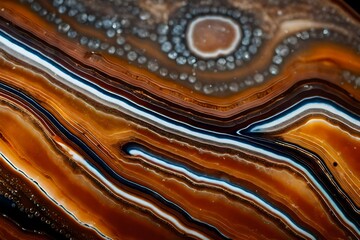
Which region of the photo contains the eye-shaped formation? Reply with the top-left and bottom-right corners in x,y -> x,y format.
0,0 -> 359,239
20,0 -> 360,95
159,6 -> 262,69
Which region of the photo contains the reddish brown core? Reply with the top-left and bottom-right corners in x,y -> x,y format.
190,19 -> 238,54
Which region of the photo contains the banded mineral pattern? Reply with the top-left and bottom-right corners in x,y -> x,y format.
0,0 -> 359,239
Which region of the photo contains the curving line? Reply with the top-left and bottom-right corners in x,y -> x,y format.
127,145 -> 315,239
0,152 -> 110,239
1,30 -> 358,237
245,100 -> 360,134
55,141 -> 210,240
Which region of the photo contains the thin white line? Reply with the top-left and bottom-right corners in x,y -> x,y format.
249,102 -> 360,133
0,152 -> 110,239
129,148 -> 315,239
0,32 -> 358,236
56,142 -> 210,240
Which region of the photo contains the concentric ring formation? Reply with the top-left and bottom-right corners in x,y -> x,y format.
14,0 -> 360,95
160,5 -> 263,71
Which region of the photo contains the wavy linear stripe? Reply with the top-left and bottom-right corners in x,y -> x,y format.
0,29 -> 359,237
54,141 -> 210,240
241,131 -> 360,220
0,33 -> 228,237
245,98 -> 360,134
0,152 -> 108,239
0,82 -> 226,239
125,144 -> 316,239
239,97 -> 360,214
